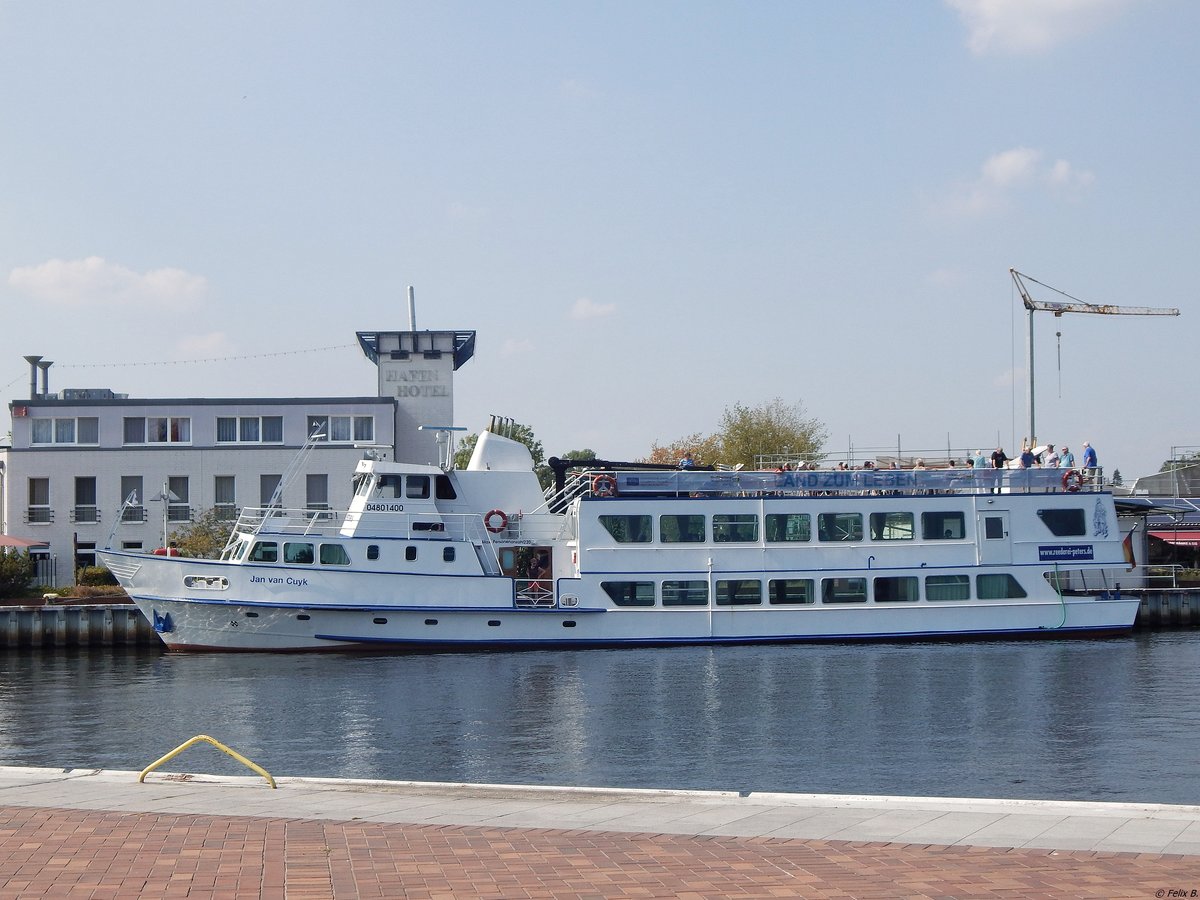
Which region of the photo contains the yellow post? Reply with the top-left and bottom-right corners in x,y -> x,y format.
139,734 -> 276,788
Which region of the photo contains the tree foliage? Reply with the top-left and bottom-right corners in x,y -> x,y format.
0,551 -> 35,599
171,507 -> 234,559
647,399 -> 827,469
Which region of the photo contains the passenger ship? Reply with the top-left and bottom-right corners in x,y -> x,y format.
98,428 -> 1139,651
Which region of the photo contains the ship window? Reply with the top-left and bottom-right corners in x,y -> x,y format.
376,475 -> 403,498
768,579 -> 814,605
765,513 -> 811,542
598,515 -> 652,543
662,580 -> 708,606
1037,508 -> 1086,536
249,541 -> 278,563
406,476 -> 430,499
926,574 -> 970,601
443,547 -> 455,562
713,514 -> 759,543
320,544 -> 351,565
874,576 -> 919,603
976,573 -> 1027,600
367,545 -> 380,560
822,577 -> 867,603
284,542 -> 314,564
601,581 -> 655,607
983,517 -> 1005,539
818,513 -> 863,542
715,579 -> 761,606
659,514 -> 706,543
922,511 -> 965,540
435,475 -> 457,499
870,512 -> 914,541
405,546 -> 417,561
296,614 -> 311,621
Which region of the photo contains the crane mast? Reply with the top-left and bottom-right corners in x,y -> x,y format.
1010,268 -> 1179,447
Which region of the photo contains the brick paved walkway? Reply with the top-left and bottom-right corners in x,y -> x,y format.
1,805 -> 1198,899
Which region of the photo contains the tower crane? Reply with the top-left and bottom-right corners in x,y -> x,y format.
1010,268 -> 1179,446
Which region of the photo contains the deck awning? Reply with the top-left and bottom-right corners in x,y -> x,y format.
1149,530 -> 1200,546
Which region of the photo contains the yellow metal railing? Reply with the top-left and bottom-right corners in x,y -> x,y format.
139,734 -> 276,788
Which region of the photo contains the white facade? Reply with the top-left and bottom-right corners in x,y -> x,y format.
0,396 -> 396,584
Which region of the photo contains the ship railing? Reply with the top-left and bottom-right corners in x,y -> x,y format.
582,467 -> 1108,498
231,507 -> 348,537
514,579 -> 555,608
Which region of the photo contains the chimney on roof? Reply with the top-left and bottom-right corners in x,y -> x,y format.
22,356 -> 41,400
37,360 -> 53,398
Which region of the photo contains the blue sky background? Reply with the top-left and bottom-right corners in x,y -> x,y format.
1,1 -> 1196,477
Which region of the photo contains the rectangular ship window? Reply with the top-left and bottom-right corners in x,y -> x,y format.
765,513 -> 811,542
715,579 -> 761,606
870,512 -> 914,541
662,580 -> 708,606
822,577 -> 867,603
874,576 -> 919,602
659,514 -> 706,543
1037,508 -> 1086,536
601,581 -> 655,607
768,579 -> 814,605
598,515 -> 652,543
818,513 -> 863,542
926,575 -> 970,601
976,573 -> 1027,599
713,514 -> 759,543
922,511 -> 966,540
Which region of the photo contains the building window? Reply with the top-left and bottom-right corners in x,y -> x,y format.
307,415 -> 373,443
124,416 -> 190,444
306,474 -> 329,510
260,474 -> 282,508
217,416 -> 284,444
73,477 -> 99,524
27,477 -> 51,524
30,417 -> 98,445
215,476 -> 237,520
167,477 -> 191,522
120,475 -> 145,522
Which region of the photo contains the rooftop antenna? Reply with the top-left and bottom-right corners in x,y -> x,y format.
418,424 -> 468,470
407,286 -> 416,331
1010,268 -> 1179,446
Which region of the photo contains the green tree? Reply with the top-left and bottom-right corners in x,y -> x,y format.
0,551 -> 35,599
648,399 -> 827,469
171,507 -> 234,559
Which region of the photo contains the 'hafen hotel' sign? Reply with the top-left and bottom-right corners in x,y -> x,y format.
383,367 -> 450,398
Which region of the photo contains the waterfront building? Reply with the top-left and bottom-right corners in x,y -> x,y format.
0,328 -> 475,586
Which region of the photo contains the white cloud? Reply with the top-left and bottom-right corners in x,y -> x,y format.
7,256 -> 207,308
946,0 -> 1133,55
570,297 -> 616,320
934,147 -> 1094,217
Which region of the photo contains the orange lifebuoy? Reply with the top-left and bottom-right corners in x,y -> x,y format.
1062,470 -> 1083,493
484,509 -> 508,533
592,475 -> 617,497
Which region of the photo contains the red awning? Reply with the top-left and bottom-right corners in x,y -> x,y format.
0,535 -> 48,548
1149,530 -> 1200,547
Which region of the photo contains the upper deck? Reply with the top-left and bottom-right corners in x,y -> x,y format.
584,467 -> 1103,499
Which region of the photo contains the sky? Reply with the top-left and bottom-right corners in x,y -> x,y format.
1,1 -> 1197,479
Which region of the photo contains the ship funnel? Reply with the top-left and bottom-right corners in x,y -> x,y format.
22,355 -> 42,399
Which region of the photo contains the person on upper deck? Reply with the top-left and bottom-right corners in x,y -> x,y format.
1060,446 -> 1076,468
1019,446 -> 1036,468
678,451 -> 696,470
1082,442 -> 1098,468
1043,445 -> 1060,467
991,447 -> 1009,469
972,450 -> 988,469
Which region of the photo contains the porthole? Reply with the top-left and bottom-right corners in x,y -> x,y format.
296,614 -> 311,621
367,545 -> 380,560
245,611 -> 259,618
488,620 -> 501,627
405,546 -> 417,561
373,617 -> 387,625
424,618 -> 438,626
562,621 -> 577,628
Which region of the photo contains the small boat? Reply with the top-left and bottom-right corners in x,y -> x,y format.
98,427 -> 1139,651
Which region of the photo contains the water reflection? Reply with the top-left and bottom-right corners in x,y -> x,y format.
0,633 -> 1197,804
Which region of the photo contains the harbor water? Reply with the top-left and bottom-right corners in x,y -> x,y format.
1,631 -> 1198,805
